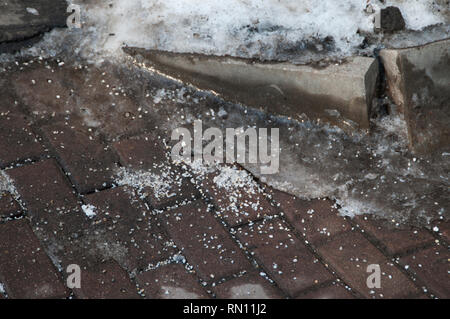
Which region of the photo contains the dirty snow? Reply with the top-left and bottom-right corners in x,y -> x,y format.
81,204 -> 97,218
115,166 -> 179,201
124,77 -> 448,225
20,0 -> 447,63
0,171 -> 17,197
212,166 -> 259,194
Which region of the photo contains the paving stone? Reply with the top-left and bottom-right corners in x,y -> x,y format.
161,200 -> 251,282
201,167 -> 277,226
12,61 -> 154,139
399,245 -> 450,298
2,57 -> 448,300
5,159 -> 90,270
70,64 -> 157,139
0,219 -> 68,299
354,215 -> 435,255
146,179 -> 199,209
0,75 -> 20,114
6,159 -> 79,214
316,231 -> 419,298
296,283 -> 355,299
12,62 -> 77,118
213,272 -> 285,299
136,263 -> 209,299
0,114 -> 45,167
41,122 -> 118,193
271,190 -> 350,245
431,220 -> 450,243
234,219 -> 333,297
85,187 -> 176,272
114,134 -> 199,208
0,192 -> 21,219
72,260 -> 140,299
113,134 -> 169,170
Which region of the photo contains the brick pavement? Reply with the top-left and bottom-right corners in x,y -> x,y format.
0,58 -> 448,299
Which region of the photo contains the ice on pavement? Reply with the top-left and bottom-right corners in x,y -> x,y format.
0,0 -> 447,227
113,74 -> 448,226
81,204 -> 97,218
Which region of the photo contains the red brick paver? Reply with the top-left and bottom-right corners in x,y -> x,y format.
85,187 -> 176,272
160,200 -> 251,282
354,215 -> 435,255
316,231 -> 420,298
0,59 -> 447,299
136,263 -> 209,299
399,245 -> 450,298
0,219 -> 68,299
200,167 -> 278,226
272,190 -> 351,245
234,219 -> 333,297
72,260 -> 140,299
113,134 -> 168,171
0,114 -> 45,167
7,159 -> 79,214
114,134 -> 199,208
432,221 -> 450,243
41,122 -> 118,193
0,193 -> 21,219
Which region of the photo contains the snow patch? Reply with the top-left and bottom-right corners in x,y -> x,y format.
0,171 -> 18,197
115,166 -> 180,201
213,166 -> 258,194
23,0 -> 446,63
81,204 -> 97,218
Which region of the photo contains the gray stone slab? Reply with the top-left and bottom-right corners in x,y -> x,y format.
0,0 -> 68,52
126,48 -> 379,131
380,39 -> 450,154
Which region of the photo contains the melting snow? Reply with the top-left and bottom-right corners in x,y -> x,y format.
0,171 -> 17,198
20,0 -> 447,63
81,204 -> 97,218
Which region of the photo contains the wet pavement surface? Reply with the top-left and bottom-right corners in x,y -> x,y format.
0,58 -> 448,299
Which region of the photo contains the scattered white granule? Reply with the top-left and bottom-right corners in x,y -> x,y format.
26,8 -> 39,16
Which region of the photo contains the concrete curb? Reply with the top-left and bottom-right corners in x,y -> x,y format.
380,38 -> 450,154
126,48 -> 379,131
